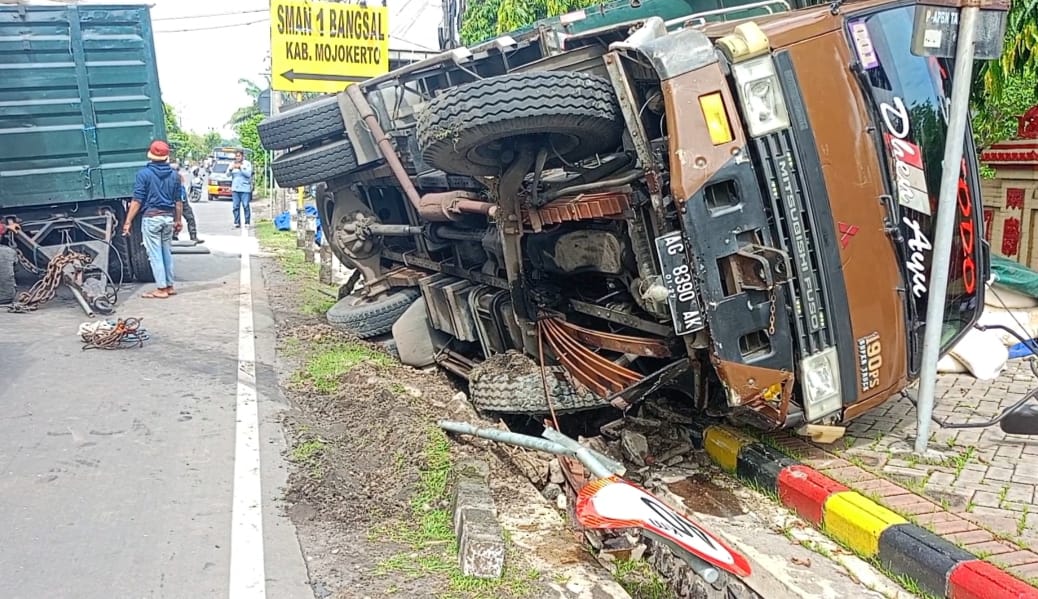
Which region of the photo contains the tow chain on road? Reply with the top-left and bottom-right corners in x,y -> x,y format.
8,249 -> 91,313
80,317 -> 147,350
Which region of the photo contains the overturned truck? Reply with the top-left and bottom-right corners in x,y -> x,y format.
261,0 -> 988,431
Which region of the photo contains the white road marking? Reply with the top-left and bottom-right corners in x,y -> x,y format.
228,226 -> 266,598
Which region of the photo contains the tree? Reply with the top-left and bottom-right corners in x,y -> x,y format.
460,0 -> 598,45
203,130 -> 223,153
229,78 -> 269,126
973,69 -> 1038,150
162,103 -> 217,161
981,0 -> 1038,99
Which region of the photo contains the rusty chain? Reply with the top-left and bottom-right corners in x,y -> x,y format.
767,288 -> 777,336
81,317 -> 146,350
8,250 -> 91,313
14,247 -> 40,276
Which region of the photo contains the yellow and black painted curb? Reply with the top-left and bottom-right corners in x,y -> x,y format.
700,425 -> 1038,599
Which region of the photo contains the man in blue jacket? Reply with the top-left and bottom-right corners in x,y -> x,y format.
229,150 -> 253,229
122,140 -> 184,299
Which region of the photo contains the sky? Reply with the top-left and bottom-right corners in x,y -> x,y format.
144,0 -> 444,137
150,0 -> 272,137
31,0 -> 445,136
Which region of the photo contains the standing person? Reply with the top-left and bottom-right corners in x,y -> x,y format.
229,150 -> 253,229
122,140 -> 183,299
170,158 -> 204,244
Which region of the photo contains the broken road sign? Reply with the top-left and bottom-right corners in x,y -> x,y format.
576,476 -> 752,577
270,0 -> 390,94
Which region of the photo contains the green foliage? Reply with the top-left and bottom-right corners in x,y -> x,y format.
973,69 -> 1038,149
203,131 -> 224,152
229,77 -> 265,126
981,0 -> 1038,99
459,0 -> 598,45
229,79 -> 270,187
613,560 -> 674,599
162,102 -> 223,162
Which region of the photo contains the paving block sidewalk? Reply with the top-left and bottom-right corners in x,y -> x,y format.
700,424 -> 1038,598
765,360 -> 1038,587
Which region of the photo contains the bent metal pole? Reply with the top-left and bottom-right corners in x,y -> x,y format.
914,6 -> 980,455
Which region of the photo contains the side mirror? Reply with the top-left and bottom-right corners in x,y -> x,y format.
1000,402 -> 1038,435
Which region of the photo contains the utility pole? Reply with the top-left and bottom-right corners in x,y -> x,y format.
914,1 -> 1010,454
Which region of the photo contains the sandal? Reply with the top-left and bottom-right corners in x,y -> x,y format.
141,290 -> 169,299
164,287 -> 177,296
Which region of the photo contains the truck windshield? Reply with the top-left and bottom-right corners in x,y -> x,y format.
848,5 -> 983,357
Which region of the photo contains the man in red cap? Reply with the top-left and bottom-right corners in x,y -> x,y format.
122,140 -> 184,298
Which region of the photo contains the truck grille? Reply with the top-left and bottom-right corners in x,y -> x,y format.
753,130 -> 834,355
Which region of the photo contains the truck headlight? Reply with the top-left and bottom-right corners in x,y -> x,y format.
800,348 -> 842,421
731,56 -> 790,138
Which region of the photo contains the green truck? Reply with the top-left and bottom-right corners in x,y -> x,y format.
0,3 -> 167,303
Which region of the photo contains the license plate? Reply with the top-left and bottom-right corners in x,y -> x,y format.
655,232 -> 706,336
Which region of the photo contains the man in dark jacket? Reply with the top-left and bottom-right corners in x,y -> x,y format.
122,140 -> 183,299
171,159 -> 203,244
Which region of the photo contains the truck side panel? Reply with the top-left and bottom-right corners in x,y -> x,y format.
0,5 -> 166,209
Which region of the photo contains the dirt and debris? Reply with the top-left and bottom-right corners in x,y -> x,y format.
259,254 -> 568,599
258,235 -> 893,599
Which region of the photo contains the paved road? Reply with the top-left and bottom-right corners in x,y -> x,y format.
0,201 -> 311,599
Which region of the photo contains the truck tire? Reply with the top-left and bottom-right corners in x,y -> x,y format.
327,287 -> 420,338
0,246 -> 16,304
468,351 -> 607,414
271,138 -> 358,188
128,217 -> 155,283
416,71 -> 623,177
258,95 -> 345,150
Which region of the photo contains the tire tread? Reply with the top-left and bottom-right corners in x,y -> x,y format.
258,96 -> 345,150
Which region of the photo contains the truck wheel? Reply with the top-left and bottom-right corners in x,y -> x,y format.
468,351 -> 607,414
271,138 -> 358,188
416,71 -> 623,177
258,95 -> 344,150
327,287 -> 421,338
128,217 -> 154,283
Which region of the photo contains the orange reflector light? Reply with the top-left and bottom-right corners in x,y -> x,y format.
699,92 -> 734,145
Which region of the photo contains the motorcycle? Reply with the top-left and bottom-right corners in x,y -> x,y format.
189,176 -> 203,203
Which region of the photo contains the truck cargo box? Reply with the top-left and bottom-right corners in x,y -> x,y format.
0,4 -> 166,209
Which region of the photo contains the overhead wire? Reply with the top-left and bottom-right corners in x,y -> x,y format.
155,18 -> 270,34
153,8 -> 268,22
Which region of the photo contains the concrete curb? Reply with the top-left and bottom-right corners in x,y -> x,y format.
451,458 -> 505,579
701,424 -> 1038,599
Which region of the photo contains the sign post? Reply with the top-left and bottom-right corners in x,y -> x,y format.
912,0 -> 1009,455
270,0 -> 390,94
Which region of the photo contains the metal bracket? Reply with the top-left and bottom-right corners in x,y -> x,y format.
731,245 -> 791,291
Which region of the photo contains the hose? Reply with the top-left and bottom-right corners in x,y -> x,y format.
544,170 -> 644,202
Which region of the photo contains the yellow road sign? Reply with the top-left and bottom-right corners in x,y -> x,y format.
270,0 -> 390,94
